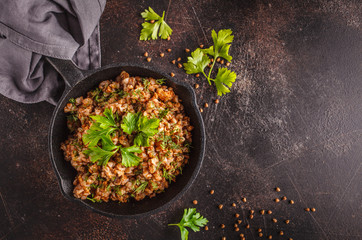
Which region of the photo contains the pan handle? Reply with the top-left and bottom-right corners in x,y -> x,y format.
45,57 -> 93,88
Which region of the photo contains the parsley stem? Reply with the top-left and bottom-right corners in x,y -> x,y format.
207,54 -> 218,85
202,71 -> 208,81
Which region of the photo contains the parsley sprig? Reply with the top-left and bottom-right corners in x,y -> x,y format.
140,7 -> 172,40
183,29 -> 237,96
121,112 -> 160,147
169,208 -> 208,240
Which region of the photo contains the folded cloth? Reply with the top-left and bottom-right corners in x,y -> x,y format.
0,0 -> 106,105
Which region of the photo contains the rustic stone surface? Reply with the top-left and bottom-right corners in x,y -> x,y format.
0,0 -> 361,239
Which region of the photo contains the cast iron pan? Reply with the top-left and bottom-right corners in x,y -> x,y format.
47,58 -> 205,218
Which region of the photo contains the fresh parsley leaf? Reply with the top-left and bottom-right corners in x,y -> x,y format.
134,181 -> 148,194
168,208 -> 208,240
214,67 -> 237,96
84,145 -> 118,166
183,48 -> 210,75
134,132 -> 150,147
138,116 -> 160,136
140,7 -> 172,40
208,29 -> 234,61
121,112 -> 141,135
90,108 -> 117,129
120,145 -> 142,167
82,123 -> 116,147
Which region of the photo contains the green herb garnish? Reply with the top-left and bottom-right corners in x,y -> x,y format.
140,7 -> 172,40
183,29 -> 236,96
134,181 -> 148,194
168,208 -> 208,240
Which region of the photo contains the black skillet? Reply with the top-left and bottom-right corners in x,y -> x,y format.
47,58 -> 205,218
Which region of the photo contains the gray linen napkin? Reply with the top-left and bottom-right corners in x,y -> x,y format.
0,0 -> 106,105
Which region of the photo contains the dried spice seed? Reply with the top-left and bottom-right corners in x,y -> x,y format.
250,210 -> 255,214
249,215 -> 254,219
171,60 -> 176,64
210,190 -> 215,194
268,235 -> 272,239
211,58 -> 214,62
222,237 -> 226,240
226,62 -> 230,67
289,238 -> 293,240
260,210 -> 265,215
216,58 -> 220,62
285,219 -> 290,224
246,224 -> 250,229
279,231 -> 284,236
167,36 -> 171,41
160,53 -> 165,57
275,187 -> 281,192
289,200 -> 295,204
177,63 -> 182,68
167,48 -> 172,52
144,52 -> 149,57
305,208 -> 310,212
257,228 -> 262,232
195,73 -> 200,78
185,48 -> 190,52
150,20 -> 155,24
220,224 -> 225,229
235,213 -> 240,218
267,210 -> 272,214
235,228 -> 240,232
258,233 -> 263,237
272,218 -> 277,223
215,99 -> 220,104
311,208 -> 316,212
232,203 -> 236,207
204,103 -> 209,108
234,224 -> 238,228
200,108 -> 203,113
195,84 -> 200,89
240,233 -> 244,237
205,226 -> 209,231
177,57 -> 181,61
274,198 -> 280,203
146,57 -> 152,62
193,200 -> 198,205
199,44 -> 204,48
242,198 -> 247,202
237,220 -> 242,224
282,196 -> 287,201
170,72 -> 175,77
221,60 -> 225,65
218,204 -> 223,210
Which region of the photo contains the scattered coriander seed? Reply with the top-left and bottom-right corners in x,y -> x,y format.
144,52 -> 149,57
160,53 -> 165,57
205,226 -> 209,231
249,215 -> 254,219
222,237 -> 226,240
268,235 -> 272,239
275,187 -> 281,192
195,73 -> 200,78
208,64 -> 211,68
193,200 -> 198,205
237,220 -> 242,224
267,210 -> 272,214
185,48 -> 190,52
289,238 -> 293,240
171,60 -> 176,64
210,190 -> 215,194
167,48 -> 172,52
311,207 -> 316,212
234,224 -> 238,228
221,59 -> 225,64
282,196 -> 287,201
289,200 -> 295,204
235,227 -> 240,232
167,36 -> 171,41
221,224 -> 225,229
226,62 -> 231,66
305,208 -> 310,212
146,57 -> 152,62
200,44 -> 204,48
272,218 -> 277,223
217,58 -> 221,62
200,108 -> 203,113
211,58 -> 214,62
240,233 -> 244,237
274,198 -> 280,203
177,57 -> 181,61
260,210 -> 265,215
218,204 -> 223,210
150,20 -> 155,24
279,231 -> 284,236
285,220 -> 290,224
215,99 -> 220,104
250,210 -> 255,214
258,233 -> 263,237
242,198 -> 247,202
170,72 -> 175,77
257,228 -> 262,232
246,224 -> 250,229
232,203 -> 236,207
204,103 -> 209,108
242,238 -> 245,240
235,213 -> 240,218
195,84 -> 200,89
177,63 -> 182,68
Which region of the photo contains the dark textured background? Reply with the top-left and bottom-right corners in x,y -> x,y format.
1,0 -> 361,239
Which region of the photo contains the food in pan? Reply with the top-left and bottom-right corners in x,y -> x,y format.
61,71 -> 192,203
